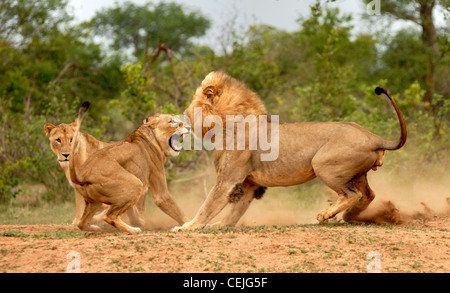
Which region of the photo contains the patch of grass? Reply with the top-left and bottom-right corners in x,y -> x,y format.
0,230 -> 29,237
0,229 -> 88,239
0,202 -> 74,225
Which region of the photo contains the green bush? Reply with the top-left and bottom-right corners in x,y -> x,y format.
0,0 -> 448,207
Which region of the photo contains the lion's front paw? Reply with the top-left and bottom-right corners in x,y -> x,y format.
127,227 -> 142,235
72,218 -> 80,226
171,221 -> 202,232
171,222 -> 191,232
317,210 -> 331,223
171,225 -> 183,232
317,213 -> 325,223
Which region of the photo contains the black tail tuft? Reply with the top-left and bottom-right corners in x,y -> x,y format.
374,86 -> 386,96
81,101 -> 90,111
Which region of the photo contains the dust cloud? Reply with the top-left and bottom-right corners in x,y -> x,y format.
354,167 -> 450,225
142,161 -> 450,229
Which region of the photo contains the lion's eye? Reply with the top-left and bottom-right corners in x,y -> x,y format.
169,120 -> 178,127
56,138 -> 61,143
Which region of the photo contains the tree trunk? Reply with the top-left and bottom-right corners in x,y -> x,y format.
419,0 -> 439,105
419,0 -> 441,139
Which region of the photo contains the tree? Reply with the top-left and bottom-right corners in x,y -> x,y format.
365,0 -> 449,109
0,0 -> 70,45
88,1 -> 210,58
0,0 -> 124,203
381,29 -> 428,92
368,0 -> 450,139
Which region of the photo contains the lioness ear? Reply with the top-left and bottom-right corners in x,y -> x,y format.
44,123 -> 56,137
71,119 -> 78,129
203,86 -> 217,99
145,116 -> 160,128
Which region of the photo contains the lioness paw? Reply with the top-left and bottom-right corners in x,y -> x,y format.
171,221 -> 201,232
171,226 -> 183,232
317,211 -> 329,223
127,227 -> 142,234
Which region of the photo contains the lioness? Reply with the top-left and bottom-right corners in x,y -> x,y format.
69,103 -> 190,233
174,71 -> 407,231
44,119 -> 146,227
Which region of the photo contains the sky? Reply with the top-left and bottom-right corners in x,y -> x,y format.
69,0 -> 365,31
67,0 -> 447,53
68,0 -> 370,37
68,0 -> 365,30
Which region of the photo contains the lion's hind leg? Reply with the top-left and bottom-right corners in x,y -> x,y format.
342,174 -> 375,223
103,179 -> 146,234
85,166 -> 146,234
312,144 -> 380,222
317,186 -> 363,222
77,200 -> 103,232
104,203 -> 142,234
126,191 -> 147,228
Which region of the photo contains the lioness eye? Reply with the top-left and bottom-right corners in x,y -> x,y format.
56,138 -> 61,143
170,120 -> 178,127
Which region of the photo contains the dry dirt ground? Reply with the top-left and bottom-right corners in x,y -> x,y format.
1,167 -> 449,274
0,214 -> 448,273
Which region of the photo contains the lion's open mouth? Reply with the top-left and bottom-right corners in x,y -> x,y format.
169,134 -> 183,152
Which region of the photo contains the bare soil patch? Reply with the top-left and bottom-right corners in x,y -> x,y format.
0,214 -> 448,273
1,166 -> 448,273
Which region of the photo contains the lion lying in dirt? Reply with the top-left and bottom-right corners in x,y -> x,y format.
174,71 -> 407,231
70,102 -> 190,233
44,119 -> 146,227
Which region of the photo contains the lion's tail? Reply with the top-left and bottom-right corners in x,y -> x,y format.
375,87 -> 407,150
69,101 -> 90,186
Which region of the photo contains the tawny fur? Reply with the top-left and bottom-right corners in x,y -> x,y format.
69,107 -> 189,234
44,120 -> 146,227
174,71 -> 407,231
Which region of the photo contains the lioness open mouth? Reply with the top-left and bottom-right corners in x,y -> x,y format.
169,134 -> 183,152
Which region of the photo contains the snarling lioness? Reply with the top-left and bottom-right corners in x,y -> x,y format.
70,103 -> 190,233
174,71 -> 407,231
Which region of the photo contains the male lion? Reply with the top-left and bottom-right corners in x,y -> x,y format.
174,71 -> 407,231
69,102 -> 190,233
